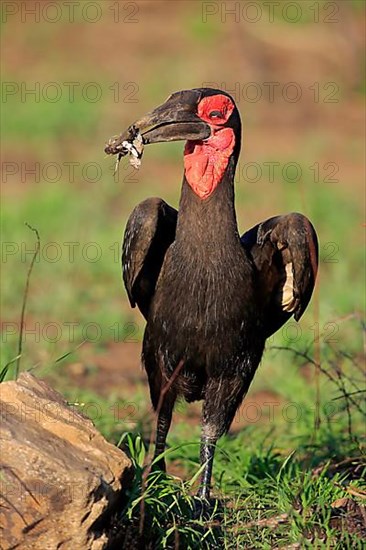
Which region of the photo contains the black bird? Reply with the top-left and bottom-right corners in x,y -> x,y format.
106,88 -> 318,501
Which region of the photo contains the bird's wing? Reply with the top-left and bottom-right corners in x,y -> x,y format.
241,213 -> 318,338
122,197 -> 177,319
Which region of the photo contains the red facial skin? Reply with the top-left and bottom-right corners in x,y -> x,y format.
184,95 -> 236,200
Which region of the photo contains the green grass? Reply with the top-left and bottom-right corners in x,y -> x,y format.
109,355 -> 365,549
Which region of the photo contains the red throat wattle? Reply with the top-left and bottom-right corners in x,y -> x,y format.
183,94 -> 236,200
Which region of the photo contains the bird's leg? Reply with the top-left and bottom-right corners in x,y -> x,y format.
197,434 -> 217,501
197,395 -> 223,502
153,398 -> 174,472
146,355 -> 180,472
197,375 -> 250,503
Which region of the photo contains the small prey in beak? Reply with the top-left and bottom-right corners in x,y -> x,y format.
105,126 -> 144,173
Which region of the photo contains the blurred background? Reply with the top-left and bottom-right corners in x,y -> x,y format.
1,1 -> 365,441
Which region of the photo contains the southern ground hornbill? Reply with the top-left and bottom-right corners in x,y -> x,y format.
105,88 -> 318,502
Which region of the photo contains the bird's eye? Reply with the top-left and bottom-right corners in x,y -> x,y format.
209,110 -> 223,119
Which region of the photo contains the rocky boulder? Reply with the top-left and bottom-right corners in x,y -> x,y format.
0,372 -> 132,549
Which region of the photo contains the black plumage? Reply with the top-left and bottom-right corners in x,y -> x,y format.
108,88 -> 318,501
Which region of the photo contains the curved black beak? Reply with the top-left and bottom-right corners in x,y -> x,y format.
105,91 -> 211,156
132,97 -> 211,144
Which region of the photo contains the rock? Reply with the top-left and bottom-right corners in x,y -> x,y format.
0,373 -> 132,550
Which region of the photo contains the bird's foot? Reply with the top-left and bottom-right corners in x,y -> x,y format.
192,494 -> 213,520
150,455 -> 166,473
